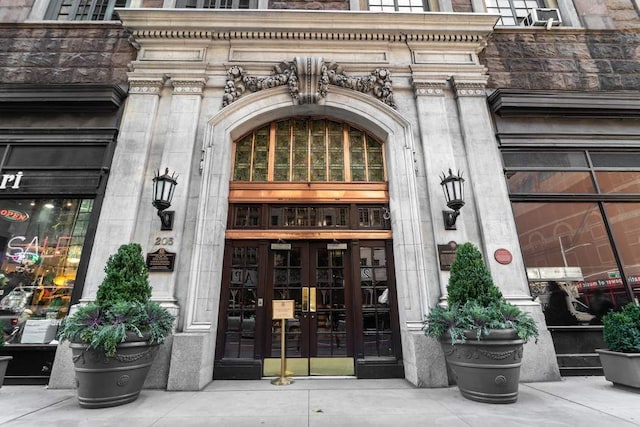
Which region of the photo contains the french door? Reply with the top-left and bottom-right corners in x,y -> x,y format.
264,242 -> 354,376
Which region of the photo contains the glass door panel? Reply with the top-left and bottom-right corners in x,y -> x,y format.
360,246 -> 393,356
265,242 -> 353,376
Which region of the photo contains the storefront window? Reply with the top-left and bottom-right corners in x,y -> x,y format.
603,203 -> 640,305
512,202 -> 622,325
505,149 -> 640,329
0,198 -> 92,345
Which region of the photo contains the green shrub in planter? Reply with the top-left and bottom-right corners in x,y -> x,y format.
447,242 -> 503,307
424,242 -> 538,343
602,303 -> 640,353
58,243 -> 174,357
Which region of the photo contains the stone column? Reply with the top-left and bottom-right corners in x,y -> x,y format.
81,77 -> 165,301
451,77 -> 561,381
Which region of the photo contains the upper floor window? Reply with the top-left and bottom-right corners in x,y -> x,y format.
486,0 -> 546,26
46,0 -> 128,21
232,119 -> 386,183
368,0 -> 430,12
176,0 -> 256,8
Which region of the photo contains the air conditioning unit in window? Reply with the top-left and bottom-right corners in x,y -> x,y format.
522,8 -> 562,27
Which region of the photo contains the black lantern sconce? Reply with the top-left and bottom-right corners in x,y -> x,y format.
152,168 -> 178,231
440,169 -> 465,230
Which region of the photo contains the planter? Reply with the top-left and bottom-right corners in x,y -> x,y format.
596,349 -> 640,389
441,329 -> 524,404
70,336 -> 159,409
0,356 -> 12,388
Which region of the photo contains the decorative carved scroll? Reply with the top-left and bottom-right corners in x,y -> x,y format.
222,58 -> 396,109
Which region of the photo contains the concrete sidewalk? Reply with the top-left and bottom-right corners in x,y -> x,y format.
0,376 -> 638,426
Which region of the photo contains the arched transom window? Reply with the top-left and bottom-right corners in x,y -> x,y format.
232,118 -> 386,182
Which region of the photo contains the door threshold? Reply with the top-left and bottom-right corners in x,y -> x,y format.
264,376 -> 357,380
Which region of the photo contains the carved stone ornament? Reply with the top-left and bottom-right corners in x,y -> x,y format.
450,78 -> 486,98
172,79 -> 205,95
222,57 -> 396,109
129,79 -> 164,94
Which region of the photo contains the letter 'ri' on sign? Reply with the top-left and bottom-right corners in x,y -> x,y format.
0,172 -> 23,190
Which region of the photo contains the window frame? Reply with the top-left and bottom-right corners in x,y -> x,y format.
485,0 -> 546,26
367,0 -> 431,12
45,0 -> 129,21
176,0 -> 258,8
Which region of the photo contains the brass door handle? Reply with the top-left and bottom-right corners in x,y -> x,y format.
309,286 -> 316,313
302,287 -> 317,313
302,287 -> 309,312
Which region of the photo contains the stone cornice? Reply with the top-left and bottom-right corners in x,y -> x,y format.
117,9 -> 498,46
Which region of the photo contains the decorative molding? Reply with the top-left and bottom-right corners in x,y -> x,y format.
171,79 -> 206,95
413,81 -> 447,97
223,58 -> 396,109
450,78 -> 486,98
117,10 -> 497,48
129,78 -> 165,95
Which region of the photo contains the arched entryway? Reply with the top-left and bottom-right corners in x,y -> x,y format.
214,117 -> 402,378
184,87 -> 429,383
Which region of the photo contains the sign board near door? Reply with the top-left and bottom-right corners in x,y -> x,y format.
272,300 -> 295,319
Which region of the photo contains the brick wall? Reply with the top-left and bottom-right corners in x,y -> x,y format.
0,24 -> 136,85
480,29 -> 640,90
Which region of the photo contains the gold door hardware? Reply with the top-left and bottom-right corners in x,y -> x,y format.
302,287 -> 309,312
309,287 -> 316,313
302,287 -> 317,313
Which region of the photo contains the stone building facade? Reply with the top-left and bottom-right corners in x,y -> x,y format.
0,0 -> 638,389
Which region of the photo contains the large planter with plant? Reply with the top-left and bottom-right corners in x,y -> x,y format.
425,243 -> 538,404
0,323 -> 12,388
595,303 -> 640,389
58,243 -> 174,408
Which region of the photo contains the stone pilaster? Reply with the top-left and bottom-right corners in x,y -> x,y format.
450,76 -> 561,382
81,77 -> 166,302
150,77 -> 206,317
412,79 -> 460,307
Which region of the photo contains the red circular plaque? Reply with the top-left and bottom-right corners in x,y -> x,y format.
494,248 -> 512,265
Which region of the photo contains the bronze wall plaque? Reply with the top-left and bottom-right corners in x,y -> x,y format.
438,241 -> 458,271
146,248 -> 176,272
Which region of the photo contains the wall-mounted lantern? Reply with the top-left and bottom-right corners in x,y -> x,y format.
440,169 -> 465,230
152,168 -> 178,230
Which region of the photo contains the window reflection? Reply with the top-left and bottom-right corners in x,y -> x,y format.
507,171 -> 595,194
596,172 -> 640,193
512,202 -> 628,325
603,203 -> 640,305
0,198 -> 92,344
